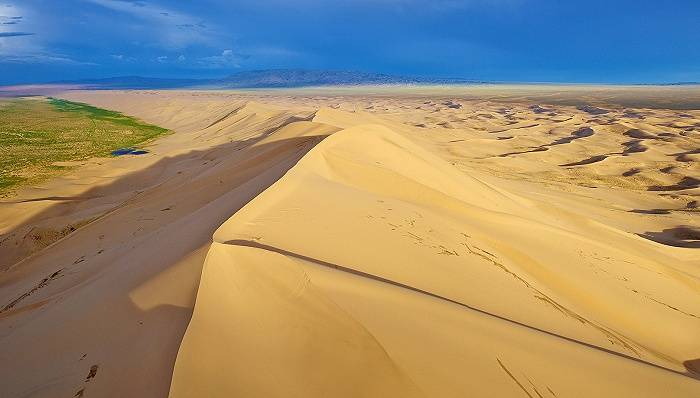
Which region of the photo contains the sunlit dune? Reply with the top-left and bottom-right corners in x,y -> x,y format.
0,87 -> 698,397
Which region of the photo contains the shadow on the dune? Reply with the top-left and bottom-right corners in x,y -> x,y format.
685,358 -> 700,377
638,226 -> 700,248
648,176 -> 700,192
0,130 -> 329,270
0,129 -> 330,395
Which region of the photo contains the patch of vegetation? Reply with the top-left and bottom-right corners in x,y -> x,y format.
0,97 -> 169,196
47,98 -> 167,134
0,175 -> 26,190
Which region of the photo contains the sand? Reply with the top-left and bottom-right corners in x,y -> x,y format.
0,86 -> 698,397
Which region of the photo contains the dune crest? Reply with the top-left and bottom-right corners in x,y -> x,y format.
0,97 -> 338,397
171,122 -> 700,397
0,88 -> 698,397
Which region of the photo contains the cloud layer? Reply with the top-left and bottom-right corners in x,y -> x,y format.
1,0 -> 699,84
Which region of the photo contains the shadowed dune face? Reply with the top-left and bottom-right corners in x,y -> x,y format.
0,97 -> 337,397
0,87 -> 699,397
687,359 -> 700,376
640,226 -> 700,248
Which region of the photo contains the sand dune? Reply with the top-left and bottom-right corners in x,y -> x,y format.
0,97 -> 336,397
172,120 -> 700,397
0,87 -> 698,397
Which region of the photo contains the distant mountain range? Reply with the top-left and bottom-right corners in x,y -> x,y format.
55,69 -> 480,89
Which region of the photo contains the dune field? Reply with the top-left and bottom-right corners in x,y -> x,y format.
0,86 -> 699,397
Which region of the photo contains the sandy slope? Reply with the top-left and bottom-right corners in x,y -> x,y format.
0,96 -> 338,397
172,121 -> 700,397
0,88 -> 699,397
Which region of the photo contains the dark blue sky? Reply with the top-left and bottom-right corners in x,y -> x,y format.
1,0 -> 699,84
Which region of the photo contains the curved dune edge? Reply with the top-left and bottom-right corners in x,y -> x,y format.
170,123 -> 700,397
0,99 -> 341,398
1,89 -> 698,398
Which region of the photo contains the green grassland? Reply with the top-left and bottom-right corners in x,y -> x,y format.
0,97 -> 169,196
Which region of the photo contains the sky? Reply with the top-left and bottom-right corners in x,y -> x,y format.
1,0 -> 699,84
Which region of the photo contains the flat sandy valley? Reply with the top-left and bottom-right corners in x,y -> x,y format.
1,85 -> 699,397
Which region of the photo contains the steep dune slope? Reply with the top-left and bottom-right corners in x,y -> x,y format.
0,100 -> 338,397
172,122 -> 700,397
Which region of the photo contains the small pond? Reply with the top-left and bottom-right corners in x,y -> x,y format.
111,148 -> 149,156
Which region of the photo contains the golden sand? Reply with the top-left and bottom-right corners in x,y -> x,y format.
0,87 -> 698,397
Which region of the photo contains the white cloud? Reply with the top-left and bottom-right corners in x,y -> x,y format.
0,2 -> 91,65
198,48 -> 246,69
84,0 -> 222,49
110,53 -> 136,62
0,3 -> 29,40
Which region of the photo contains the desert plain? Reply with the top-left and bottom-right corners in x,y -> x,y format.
0,85 -> 699,397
